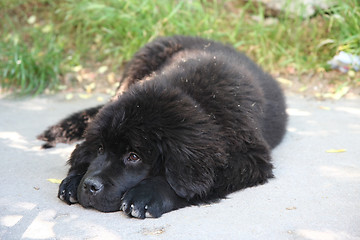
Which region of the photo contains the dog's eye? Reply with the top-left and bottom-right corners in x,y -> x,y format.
98,145 -> 104,155
128,152 -> 140,162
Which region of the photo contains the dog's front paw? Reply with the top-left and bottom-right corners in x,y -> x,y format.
58,175 -> 83,204
120,177 -> 187,219
120,185 -> 163,219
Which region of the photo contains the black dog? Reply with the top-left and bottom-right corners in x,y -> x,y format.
38,36 -> 287,218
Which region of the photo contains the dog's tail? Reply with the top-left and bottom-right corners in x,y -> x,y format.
37,105 -> 103,149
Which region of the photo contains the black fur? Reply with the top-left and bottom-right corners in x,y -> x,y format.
38,105 -> 102,148
39,36 -> 287,218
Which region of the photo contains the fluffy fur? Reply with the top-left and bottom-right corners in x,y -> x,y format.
38,36 -> 287,218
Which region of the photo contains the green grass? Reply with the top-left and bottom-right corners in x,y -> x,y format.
55,0 -> 227,62
0,30 -> 63,94
0,0 -> 359,94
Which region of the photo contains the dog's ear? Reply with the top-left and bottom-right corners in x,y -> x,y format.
161,133 -> 227,200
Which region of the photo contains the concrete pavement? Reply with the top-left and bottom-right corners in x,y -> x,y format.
0,93 -> 359,240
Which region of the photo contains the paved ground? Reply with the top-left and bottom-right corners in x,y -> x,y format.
0,93 -> 359,240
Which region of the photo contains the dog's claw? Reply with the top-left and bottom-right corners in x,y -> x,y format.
58,175 -> 83,205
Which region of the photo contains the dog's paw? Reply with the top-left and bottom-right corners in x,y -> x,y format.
58,175 -> 83,204
120,177 -> 187,219
120,185 -> 163,219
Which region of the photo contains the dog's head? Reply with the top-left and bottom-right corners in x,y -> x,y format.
75,83 -> 227,212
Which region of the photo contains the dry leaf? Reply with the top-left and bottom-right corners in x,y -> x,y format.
321,86 -> 350,100
319,106 -> 331,110
47,178 -> 62,184
317,39 -> 335,49
72,65 -> 83,72
98,66 -> 108,74
107,72 -> 116,84
65,93 -> 74,100
299,86 -> 308,92
348,70 -> 356,78
277,77 -> 293,86
326,149 -> 346,153
27,15 -> 36,25
42,24 -> 53,33
79,93 -> 91,99
85,82 -> 96,94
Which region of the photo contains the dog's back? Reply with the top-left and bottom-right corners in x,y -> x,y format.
129,36 -> 287,149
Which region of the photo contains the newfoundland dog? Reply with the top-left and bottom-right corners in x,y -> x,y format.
38,36 -> 287,218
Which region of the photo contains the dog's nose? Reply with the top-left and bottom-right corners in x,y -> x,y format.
83,177 -> 103,195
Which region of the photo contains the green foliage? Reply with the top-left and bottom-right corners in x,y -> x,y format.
54,0 -> 227,63
0,0 -> 359,94
0,27 -> 63,94
329,0 -> 360,54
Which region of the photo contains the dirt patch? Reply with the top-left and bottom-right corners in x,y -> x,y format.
274,70 -> 360,99
57,66 -> 360,101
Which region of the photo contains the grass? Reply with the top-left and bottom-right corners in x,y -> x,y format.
0,30 -> 62,94
0,0 -> 359,95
